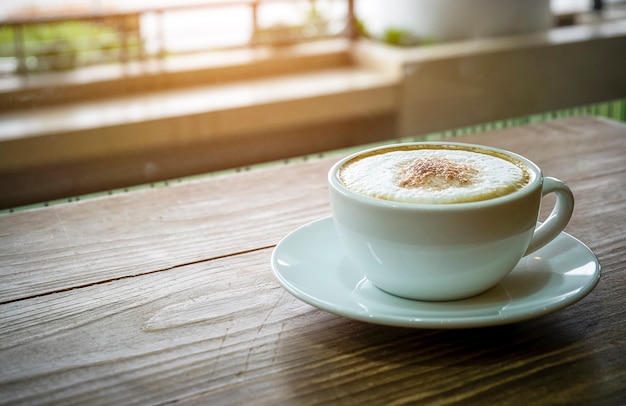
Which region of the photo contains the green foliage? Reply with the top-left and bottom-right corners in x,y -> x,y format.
382,27 -> 416,46
0,20 -> 142,71
353,18 -> 370,38
381,27 -> 436,47
354,20 -> 437,48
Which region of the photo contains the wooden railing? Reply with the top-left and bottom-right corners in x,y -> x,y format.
0,0 -> 356,75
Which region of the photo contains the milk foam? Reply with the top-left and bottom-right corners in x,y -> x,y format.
339,147 -> 530,204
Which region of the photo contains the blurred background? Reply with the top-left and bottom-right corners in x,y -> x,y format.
0,0 -> 625,209
0,0 -> 619,72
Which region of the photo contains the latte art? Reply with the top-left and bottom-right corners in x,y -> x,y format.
339,146 -> 532,204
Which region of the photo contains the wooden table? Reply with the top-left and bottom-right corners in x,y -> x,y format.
1,116 -> 625,405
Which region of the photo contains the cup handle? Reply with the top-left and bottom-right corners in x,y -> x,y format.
524,177 -> 574,256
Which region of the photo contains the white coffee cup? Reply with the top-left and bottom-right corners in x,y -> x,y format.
328,142 -> 574,301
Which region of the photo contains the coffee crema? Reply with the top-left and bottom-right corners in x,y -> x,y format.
338,145 -> 533,204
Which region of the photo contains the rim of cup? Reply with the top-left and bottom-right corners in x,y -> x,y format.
328,142 -> 543,210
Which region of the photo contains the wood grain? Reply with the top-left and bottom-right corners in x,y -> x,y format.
0,116 -> 625,405
1,248 -> 624,405
0,158 -> 334,303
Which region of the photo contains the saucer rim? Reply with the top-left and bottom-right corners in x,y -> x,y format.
271,217 -> 601,329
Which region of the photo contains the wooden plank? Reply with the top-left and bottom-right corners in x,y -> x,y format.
0,158 -> 335,303
0,238 -> 624,405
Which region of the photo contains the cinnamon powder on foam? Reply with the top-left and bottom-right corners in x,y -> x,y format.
398,157 -> 478,190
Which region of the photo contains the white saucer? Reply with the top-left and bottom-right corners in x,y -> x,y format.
271,217 -> 601,329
